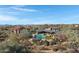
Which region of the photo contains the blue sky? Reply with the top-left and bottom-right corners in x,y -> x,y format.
0,5 -> 79,25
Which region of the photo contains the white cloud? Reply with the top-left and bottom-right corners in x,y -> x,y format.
0,15 -> 33,25
0,15 -> 16,21
12,7 -> 38,12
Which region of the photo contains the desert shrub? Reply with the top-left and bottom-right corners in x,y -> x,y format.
0,35 -> 31,53
8,33 -> 19,43
20,29 -> 32,39
0,30 -> 8,41
17,29 -> 32,46
0,32 -> 32,53
50,39 -> 59,45
9,32 -> 32,45
56,34 -> 68,42
60,28 -> 79,49
52,28 -> 79,52
0,42 -> 31,53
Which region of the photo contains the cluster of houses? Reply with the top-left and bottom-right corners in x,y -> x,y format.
0,24 -> 79,46
0,24 -> 79,40
0,24 -> 79,33
30,24 -> 79,44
